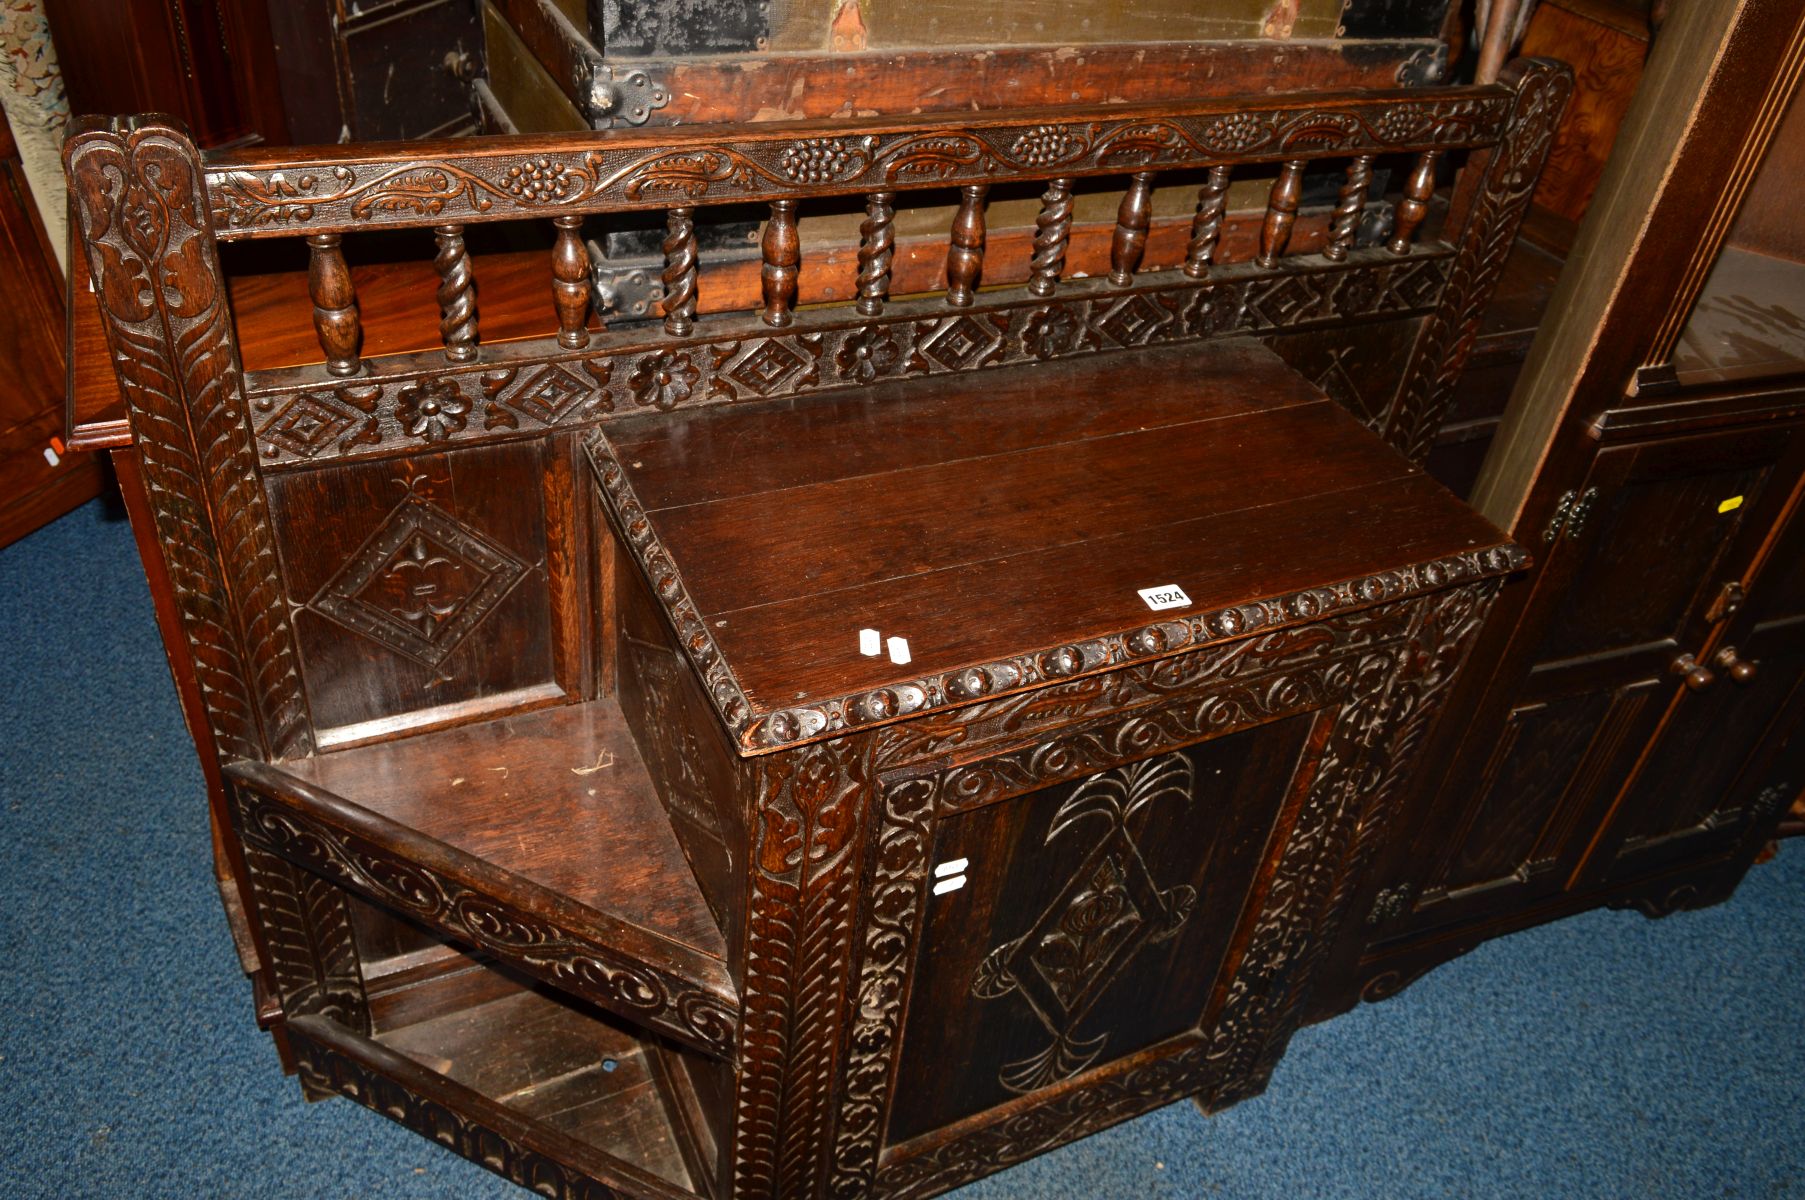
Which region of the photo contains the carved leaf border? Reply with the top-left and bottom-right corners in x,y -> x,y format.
204,92 -> 1514,234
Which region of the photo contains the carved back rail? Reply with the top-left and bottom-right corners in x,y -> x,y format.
189,67 -> 1569,469
65,61 -> 1571,763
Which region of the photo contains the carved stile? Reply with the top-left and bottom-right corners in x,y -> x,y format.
64,118 -> 312,762
946,184 -> 989,307
1325,156 -> 1373,263
1390,152 -> 1440,254
434,223 -> 478,362
762,199 -> 800,327
661,206 -> 698,338
1257,160 -> 1306,269
1385,60 -> 1574,459
1110,171 -> 1157,285
306,233 -> 361,377
551,214 -> 592,348
856,191 -> 896,316
1028,178 -> 1075,298
1184,165 -> 1232,279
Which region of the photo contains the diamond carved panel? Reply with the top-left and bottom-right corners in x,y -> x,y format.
509,364 -> 591,424
970,752 -> 1199,1094
309,497 -> 528,668
262,392 -> 361,458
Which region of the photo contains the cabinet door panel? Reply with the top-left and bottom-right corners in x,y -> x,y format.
884,714 -> 1315,1146
1603,479 -> 1805,874
1537,436 -> 1779,669
1391,423 -> 1805,937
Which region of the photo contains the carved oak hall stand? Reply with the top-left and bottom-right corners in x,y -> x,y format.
63,60 -> 1568,1200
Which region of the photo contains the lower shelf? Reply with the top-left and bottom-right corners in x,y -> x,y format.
289,960 -> 721,1200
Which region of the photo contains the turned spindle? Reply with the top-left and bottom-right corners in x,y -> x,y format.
1256,161 -> 1306,269
1109,172 -> 1157,286
307,233 -> 361,377
945,184 -> 988,308
1390,152 -> 1439,254
551,216 -> 591,348
1324,156 -> 1373,263
434,224 -> 478,362
1028,178 -> 1075,298
761,199 -> 800,327
856,192 -> 896,316
662,207 -> 697,337
1183,166 -> 1231,280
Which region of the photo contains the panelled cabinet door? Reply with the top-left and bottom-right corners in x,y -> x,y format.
888,718 -> 1312,1141
832,617 -> 1436,1200
1595,447 -> 1805,887
1388,421 -> 1805,937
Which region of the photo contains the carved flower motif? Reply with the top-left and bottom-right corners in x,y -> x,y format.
835,326 -> 900,383
1199,112 -> 1273,154
501,157 -> 578,202
1009,124 -> 1084,167
1023,306 -> 1083,360
1186,284 -> 1244,337
777,138 -> 857,184
629,350 -> 699,410
396,378 -> 470,442
1336,271 -> 1381,314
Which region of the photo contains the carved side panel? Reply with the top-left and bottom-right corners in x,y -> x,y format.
263,440 -> 558,736
1383,58 -> 1575,460
732,735 -> 874,1199
65,119 -> 311,761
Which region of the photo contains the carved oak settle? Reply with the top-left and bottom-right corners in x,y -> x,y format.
64,58 -> 1570,1199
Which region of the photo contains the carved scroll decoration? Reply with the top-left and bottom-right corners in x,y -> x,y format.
65,118 -> 312,762
231,779 -> 738,1057
1384,58 -> 1575,461
205,92 -> 1513,235
247,250 -> 1453,470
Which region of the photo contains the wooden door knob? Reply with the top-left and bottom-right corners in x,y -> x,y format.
1670,653 -> 1716,691
1713,646 -> 1758,683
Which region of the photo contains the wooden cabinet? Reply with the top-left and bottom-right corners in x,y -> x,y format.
64,49 -> 1565,1199
1318,0 -> 1805,1013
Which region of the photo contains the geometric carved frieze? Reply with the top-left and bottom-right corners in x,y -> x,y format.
309,496 -> 527,667
246,250 -> 1455,471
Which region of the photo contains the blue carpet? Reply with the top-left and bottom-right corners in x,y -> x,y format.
2,498 -> 1800,1199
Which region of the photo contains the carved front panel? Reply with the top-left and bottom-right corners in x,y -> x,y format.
885,716 -> 1315,1146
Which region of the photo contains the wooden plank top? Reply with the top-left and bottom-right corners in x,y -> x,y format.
591,337 -> 1525,754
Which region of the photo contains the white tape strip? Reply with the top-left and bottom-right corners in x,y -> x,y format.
887,636 -> 912,665
932,875 -> 966,896
859,628 -> 882,656
933,857 -> 969,879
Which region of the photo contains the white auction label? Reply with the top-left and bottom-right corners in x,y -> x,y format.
1137,584 -> 1192,612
